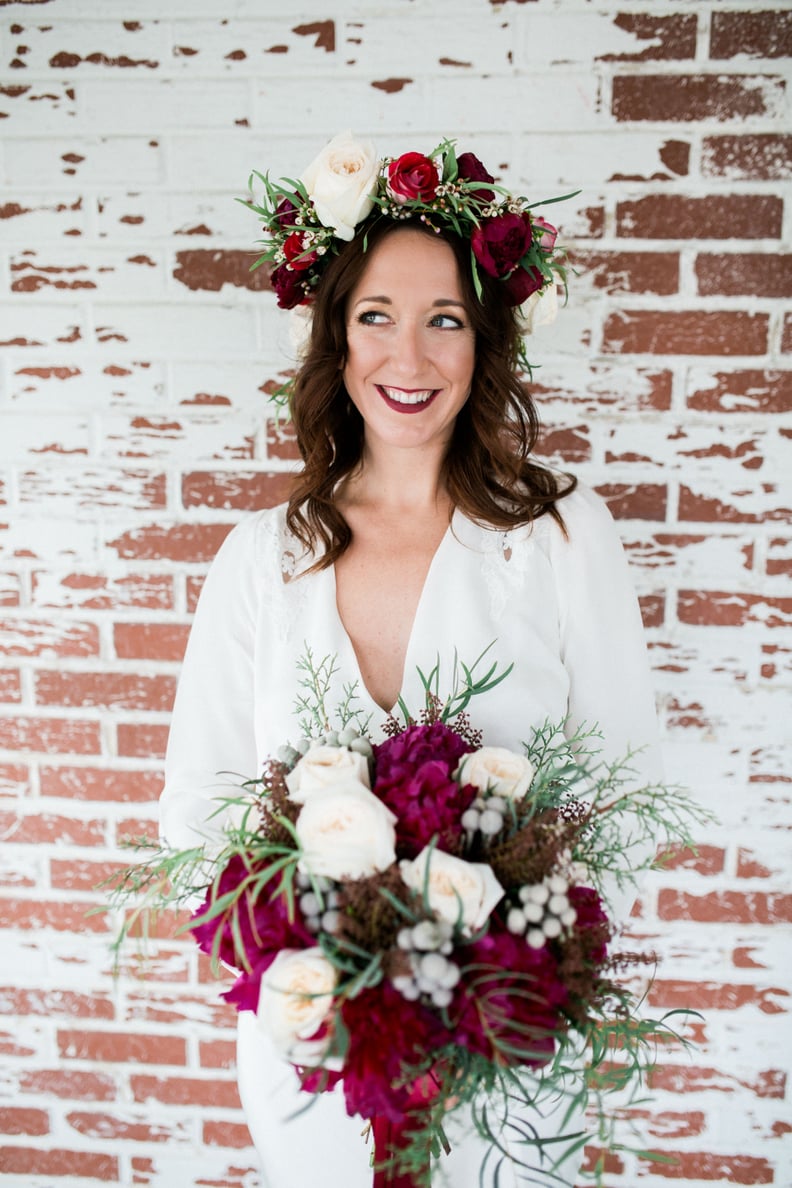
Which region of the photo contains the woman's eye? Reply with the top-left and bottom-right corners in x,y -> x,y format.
357,310 -> 389,325
430,314 -> 464,329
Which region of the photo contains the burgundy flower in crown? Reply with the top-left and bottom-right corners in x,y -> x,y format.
270,261 -> 309,309
387,151 -> 439,205
456,151 -> 496,203
283,232 -> 318,273
471,211 -> 533,280
503,264 -> 544,306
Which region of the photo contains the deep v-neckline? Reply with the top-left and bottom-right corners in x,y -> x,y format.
331,517 -> 454,715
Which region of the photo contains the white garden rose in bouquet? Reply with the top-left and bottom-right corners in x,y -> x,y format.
296,781 -> 397,880
286,742 -> 371,801
256,948 -> 337,1064
456,745 -> 535,801
400,847 -> 504,934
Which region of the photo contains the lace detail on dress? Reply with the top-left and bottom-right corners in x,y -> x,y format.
256,508 -> 311,645
479,523 -> 539,623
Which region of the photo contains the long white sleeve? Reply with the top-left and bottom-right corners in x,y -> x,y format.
160,515 -> 262,851
547,484 -> 663,921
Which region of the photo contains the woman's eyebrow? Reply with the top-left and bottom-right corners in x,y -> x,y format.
351,296 -> 466,309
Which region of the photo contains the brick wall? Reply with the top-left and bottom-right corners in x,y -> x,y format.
0,1 -> 790,1185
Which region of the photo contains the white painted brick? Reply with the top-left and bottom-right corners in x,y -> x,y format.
8,359 -> 167,410
0,413 -> 92,461
0,16 -> 170,75
4,136 -> 163,188
0,194 -> 89,243
0,82 -> 78,133
98,410 -> 260,463
78,78 -> 251,133
9,247 -> 168,300
91,302 -> 258,356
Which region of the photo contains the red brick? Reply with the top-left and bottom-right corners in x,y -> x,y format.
0,715 -> 102,755
0,767 -> 28,797
0,667 -> 21,703
40,764 -> 164,803
203,1119 -> 253,1148
32,571 -> 174,611
181,470 -> 294,510
634,1110 -> 707,1140
603,311 -> 768,356
34,670 -> 176,712
767,537 -> 791,576
617,194 -> 782,239
58,1029 -> 186,1066
687,369 -> 792,414
117,722 -> 169,760
678,590 -> 792,628
266,418 -> 300,461
534,426 -> 591,465
658,889 -> 792,925
131,1073 -> 240,1108
0,1106 -> 49,1136
0,573 -> 22,608
114,621 -> 190,662
0,1147 -> 118,1181
0,809 -> 105,845
0,986 -> 114,1020
657,844 -> 725,875
613,73 -> 785,123
0,898 -> 110,932
67,1110 -> 185,1143
186,574 -> 205,612
595,482 -> 667,520
639,592 -> 665,629
711,10 -> 792,59
19,1068 -> 117,1102
107,522 -> 233,562
702,133 -> 792,180
737,849 -> 774,879
648,979 -> 789,1014
601,13 -> 697,61
572,249 -> 679,295
679,486 -> 790,525
581,1146 -> 624,1175
696,252 -> 792,298
199,1039 -> 237,1070
784,312 -> 792,353
0,616 -> 99,658
173,250 -> 271,293
639,1150 -> 773,1183
534,369 -> 674,413
50,857 -> 132,893
124,992 -> 236,1029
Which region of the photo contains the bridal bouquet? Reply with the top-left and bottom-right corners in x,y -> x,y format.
110,652 -> 708,1185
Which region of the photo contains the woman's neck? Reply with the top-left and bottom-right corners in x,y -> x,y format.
340,439 -> 451,518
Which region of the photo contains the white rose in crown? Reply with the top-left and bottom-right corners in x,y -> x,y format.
286,744 -> 371,802
516,283 -> 558,335
400,848 -> 504,934
301,130 -> 380,242
256,948 -> 337,1065
296,781 -> 397,880
456,746 -> 535,801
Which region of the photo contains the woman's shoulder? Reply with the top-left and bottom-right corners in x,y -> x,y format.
208,502 -> 290,573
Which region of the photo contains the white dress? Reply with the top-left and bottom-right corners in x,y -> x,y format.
160,482 -> 661,1188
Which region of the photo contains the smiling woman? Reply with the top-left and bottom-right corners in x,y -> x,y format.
159,132 -> 663,1188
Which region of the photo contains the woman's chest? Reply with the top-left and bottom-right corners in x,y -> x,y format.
253,517 -> 570,755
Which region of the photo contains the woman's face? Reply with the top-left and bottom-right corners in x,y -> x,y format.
343,228 -> 476,457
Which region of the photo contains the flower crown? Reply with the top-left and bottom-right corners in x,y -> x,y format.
245,131 -> 574,374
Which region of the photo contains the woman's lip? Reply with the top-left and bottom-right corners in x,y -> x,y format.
376,384 -> 439,414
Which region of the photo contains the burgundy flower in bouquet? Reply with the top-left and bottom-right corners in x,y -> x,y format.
456,150 -> 496,203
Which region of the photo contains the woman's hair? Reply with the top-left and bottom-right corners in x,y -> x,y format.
285,216 -> 576,566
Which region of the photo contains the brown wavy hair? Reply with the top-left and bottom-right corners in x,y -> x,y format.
285,216 -> 575,566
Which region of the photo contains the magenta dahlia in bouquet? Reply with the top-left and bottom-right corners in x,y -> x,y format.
111,654 -> 708,1186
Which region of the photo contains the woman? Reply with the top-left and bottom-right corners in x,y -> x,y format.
161,134 -> 661,1187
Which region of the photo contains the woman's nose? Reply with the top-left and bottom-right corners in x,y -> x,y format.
391,320 -> 426,373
